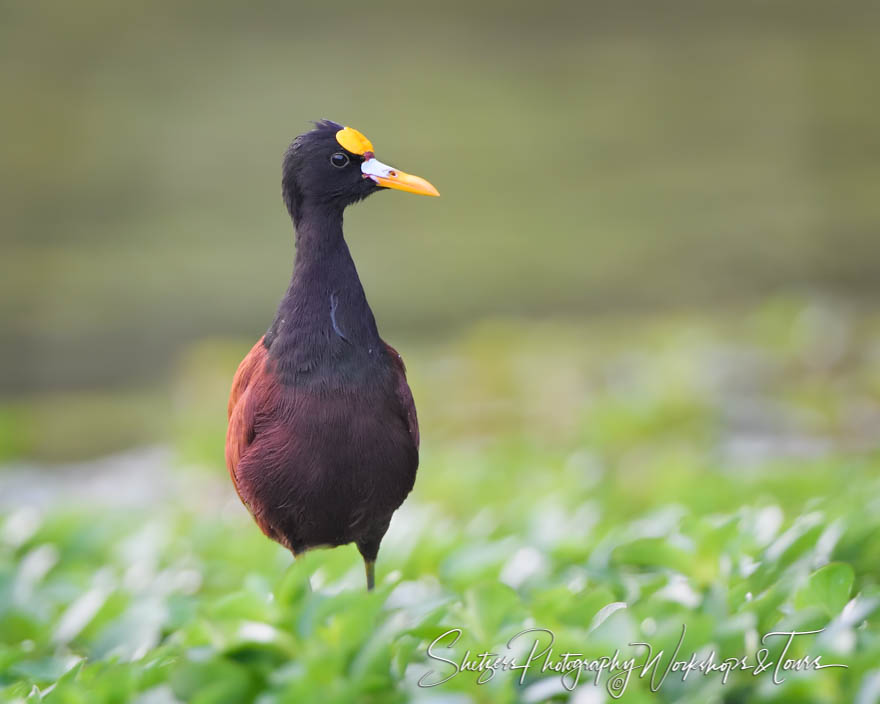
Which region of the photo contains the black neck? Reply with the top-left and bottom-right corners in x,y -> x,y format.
264,208 -> 381,384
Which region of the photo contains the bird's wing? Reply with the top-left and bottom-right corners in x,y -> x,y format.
226,338 -> 292,547
383,342 -> 420,449
226,337 -> 270,497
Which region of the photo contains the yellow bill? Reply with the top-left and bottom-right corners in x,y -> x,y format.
361,157 -> 440,197
335,125 -> 439,197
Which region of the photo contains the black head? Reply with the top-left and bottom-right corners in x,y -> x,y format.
282,120 -> 375,224
281,120 -> 439,226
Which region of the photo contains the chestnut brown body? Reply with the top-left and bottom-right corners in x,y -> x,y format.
227,334 -> 418,562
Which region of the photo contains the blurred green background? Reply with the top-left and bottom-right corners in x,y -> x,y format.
3,0 -> 879,399
2,2 -> 880,702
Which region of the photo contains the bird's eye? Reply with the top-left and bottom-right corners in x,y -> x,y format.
330,152 -> 350,168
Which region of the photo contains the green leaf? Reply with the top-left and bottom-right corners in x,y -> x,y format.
795,562 -> 855,617
611,537 -> 693,574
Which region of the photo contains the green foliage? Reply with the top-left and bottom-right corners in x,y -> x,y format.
795,564 -> 855,618
2,456 -> 878,703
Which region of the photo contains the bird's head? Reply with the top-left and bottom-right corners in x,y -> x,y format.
282,120 -> 438,224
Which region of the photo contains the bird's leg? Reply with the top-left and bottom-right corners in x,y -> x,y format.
357,536 -> 383,592
364,560 -> 375,591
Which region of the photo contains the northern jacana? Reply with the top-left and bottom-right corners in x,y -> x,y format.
226,121 -> 437,590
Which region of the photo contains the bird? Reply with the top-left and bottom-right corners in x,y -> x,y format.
226,120 -> 438,590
